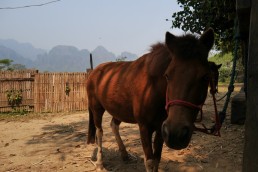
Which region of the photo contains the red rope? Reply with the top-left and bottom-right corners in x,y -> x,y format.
165,78 -> 221,137
165,100 -> 203,111
194,79 -> 221,136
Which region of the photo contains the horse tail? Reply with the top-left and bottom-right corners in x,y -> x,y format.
87,107 -> 96,144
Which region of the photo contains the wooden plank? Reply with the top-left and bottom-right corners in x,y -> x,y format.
0,78 -> 34,81
243,1 -> 258,171
1,71 -> 88,113
236,0 -> 251,10
0,70 -> 36,112
237,0 -> 251,39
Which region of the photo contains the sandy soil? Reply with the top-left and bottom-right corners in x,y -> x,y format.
0,86 -> 244,172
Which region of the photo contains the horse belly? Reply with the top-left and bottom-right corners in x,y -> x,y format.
109,110 -> 136,123
102,99 -> 136,123
89,61 -> 147,124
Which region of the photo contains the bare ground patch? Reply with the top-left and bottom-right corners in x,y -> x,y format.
0,85 -> 244,172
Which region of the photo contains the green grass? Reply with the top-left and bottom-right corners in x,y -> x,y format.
209,52 -> 233,67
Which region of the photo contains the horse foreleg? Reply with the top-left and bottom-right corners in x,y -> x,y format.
139,124 -> 158,172
110,118 -> 129,161
152,129 -> 164,171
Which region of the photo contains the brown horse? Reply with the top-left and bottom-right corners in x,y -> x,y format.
209,61 -> 222,94
87,28 -> 214,172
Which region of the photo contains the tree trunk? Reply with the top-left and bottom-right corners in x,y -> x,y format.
243,0 -> 258,171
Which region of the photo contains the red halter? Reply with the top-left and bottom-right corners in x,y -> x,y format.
165,99 -> 203,112
165,84 -> 221,137
165,85 -> 203,110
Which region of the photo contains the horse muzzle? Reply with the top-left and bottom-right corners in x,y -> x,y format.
161,121 -> 193,150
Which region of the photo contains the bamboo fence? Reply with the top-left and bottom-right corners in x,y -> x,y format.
0,70 -> 89,113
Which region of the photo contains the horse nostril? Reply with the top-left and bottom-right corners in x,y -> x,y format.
162,123 -> 192,149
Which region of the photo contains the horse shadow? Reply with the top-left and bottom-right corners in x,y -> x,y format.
91,147 -> 146,172
24,117 -> 177,171
25,119 -> 87,162
26,120 -> 87,145
25,118 -> 146,171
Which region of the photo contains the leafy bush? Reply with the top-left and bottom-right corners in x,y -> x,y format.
6,89 -> 23,107
218,67 -> 232,82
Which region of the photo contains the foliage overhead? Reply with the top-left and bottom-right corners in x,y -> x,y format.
171,0 -> 236,52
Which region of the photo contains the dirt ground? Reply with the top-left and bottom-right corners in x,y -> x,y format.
0,85 -> 244,172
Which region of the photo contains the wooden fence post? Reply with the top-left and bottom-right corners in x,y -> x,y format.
243,0 -> 258,171
90,53 -> 93,70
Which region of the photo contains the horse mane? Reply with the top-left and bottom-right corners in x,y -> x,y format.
144,43 -> 170,76
143,34 -> 208,76
149,34 -> 208,61
149,42 -> 169,59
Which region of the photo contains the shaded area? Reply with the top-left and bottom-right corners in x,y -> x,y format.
24,114 -> 147,171
25,120 -> 87,163
27,121 -> 87,145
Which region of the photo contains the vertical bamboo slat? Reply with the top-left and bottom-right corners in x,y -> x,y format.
32,72 -> 88,113
0,70 -> 88,113
0,70 -> 37,112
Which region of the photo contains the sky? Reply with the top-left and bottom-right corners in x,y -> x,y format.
0,0 -> 183,56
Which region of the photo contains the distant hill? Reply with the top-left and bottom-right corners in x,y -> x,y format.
0,39 -> 46,61
0,39 -> 138,72
91,46 -> 116,67
0,45 -> 34,68
91,46 -> 138,67
34,45 -> 91,72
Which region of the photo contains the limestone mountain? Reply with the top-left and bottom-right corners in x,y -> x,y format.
34,45 -> 91,72
0,39 -> 46,61
0,39 -> 138,72
0,45 -> 34,68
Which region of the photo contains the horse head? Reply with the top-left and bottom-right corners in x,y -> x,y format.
161,28 -> 214,149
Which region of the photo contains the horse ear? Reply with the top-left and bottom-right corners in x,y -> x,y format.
200,28 -> 214,51
165,32 -> 176,46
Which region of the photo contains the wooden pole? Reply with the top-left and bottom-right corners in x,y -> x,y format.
243,0 -> 258,171
90,53 -> 93,70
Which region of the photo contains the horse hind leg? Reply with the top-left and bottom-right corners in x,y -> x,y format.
87,107 -> 96,144
89,106 -> 106,171
96,127 -> 106,171
110,118 -> 129,161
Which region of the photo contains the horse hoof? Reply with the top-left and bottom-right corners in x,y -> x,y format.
96,161 -> 108,172
96,164 -> 108,172
145,159 -> 159,172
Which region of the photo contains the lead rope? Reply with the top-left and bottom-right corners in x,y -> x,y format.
210,85 -> 221,136
194,17 -> 240,136
194,77 -> 221,136
217,46 -> 239,126
213,17 -> 240,130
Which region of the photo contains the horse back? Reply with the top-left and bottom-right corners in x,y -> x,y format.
87,57 -> 166,124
